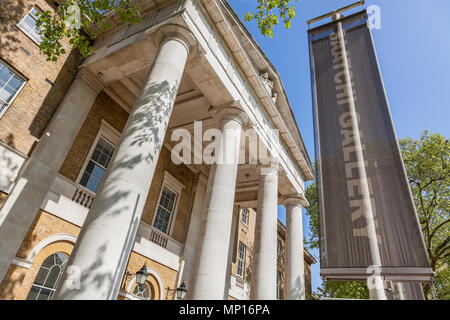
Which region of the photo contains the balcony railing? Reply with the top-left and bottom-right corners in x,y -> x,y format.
72,187 -> 95,209
136,222 -> 182,255
45,175 -> 182,256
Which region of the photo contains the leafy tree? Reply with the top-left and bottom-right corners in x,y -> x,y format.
37,0 -> 142,61
244,0 -> 298,38
35,0 -> 298,61
399,131 -> 449,299
305,131 -> 449,299
316,280 -> 369,300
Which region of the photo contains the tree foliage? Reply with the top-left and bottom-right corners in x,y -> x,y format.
305,131 -> 449,299
399,131 -> 449,299
37,0 -> 141,61
316,280 -> 369,300
35,0 -> 299,61
244,0 -> 298,38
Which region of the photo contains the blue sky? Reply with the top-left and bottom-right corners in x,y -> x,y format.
229,0 -> 450,292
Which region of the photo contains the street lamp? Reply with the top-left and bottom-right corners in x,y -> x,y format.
135,264 -> 148,286
166,281 -> 187,300
122,263 -> 149,290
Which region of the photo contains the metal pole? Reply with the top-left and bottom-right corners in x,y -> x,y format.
333,13 -> 387,300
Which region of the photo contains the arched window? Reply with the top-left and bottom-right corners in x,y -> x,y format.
132,282 -> 152,300
26,252 -> 68,300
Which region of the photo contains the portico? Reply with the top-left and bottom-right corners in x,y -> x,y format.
0,0 -> 313,300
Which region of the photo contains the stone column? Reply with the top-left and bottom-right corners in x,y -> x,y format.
177,172 -> 208,289
0,68 -> 104,282
188,104 -> 247,300
282,194 -> 308,300
54,28 -> 196,300
395,282 -> 405,300
251,164 -> 279,300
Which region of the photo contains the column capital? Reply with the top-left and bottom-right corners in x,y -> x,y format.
75,67 -> 105,94
150,23 -> 198,58
281,193 -> 309,207
257,162 -> 283,176
209,101 -> 249,127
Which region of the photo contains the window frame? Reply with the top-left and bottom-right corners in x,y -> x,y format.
151,171 -> 184,236
240,208 -> 249,227
17,6 -> 43,45
26,252 -> 69,300
0,59 -> 27,118
131,280 -> 152,300
236,241 -> 246,279
76,120 -> 120,194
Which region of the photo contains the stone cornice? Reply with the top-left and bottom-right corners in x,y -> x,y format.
199,0 -> 314,181
75,67 -> 105,94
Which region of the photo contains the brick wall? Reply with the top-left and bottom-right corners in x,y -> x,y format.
231,207 -> 256,285
0,0 -> 83,156
0,210 -> 78,299
59,91 -> 128,182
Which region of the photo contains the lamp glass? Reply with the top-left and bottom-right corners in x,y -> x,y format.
176,282 -> 187,299
135,265 -> 148,285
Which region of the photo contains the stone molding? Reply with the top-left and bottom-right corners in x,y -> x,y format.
11,233 -> 78,269
75,67 -> 105,94
281,193 -> 309,208
209,100 -> 249,128
148,23 -> 199,59
257,162 -> 283,176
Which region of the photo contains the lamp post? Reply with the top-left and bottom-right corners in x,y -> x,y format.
166,281 -> 187,300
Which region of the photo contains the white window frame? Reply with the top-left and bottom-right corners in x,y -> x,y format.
131,280 -> 152,300
0,59 -> 27,118
237,241 -> 246,279
17,6 -> 43,45
26,252 -> 69,300
240,208 -> 249,227
76,120 -> 121,193
151,171 -> 184,236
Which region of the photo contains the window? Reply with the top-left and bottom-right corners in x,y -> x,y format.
79,137 -> 115,193
241,208 -> 249,226
0,60 -> 26,117
26,252 -> 68,300
132,282 -> 151,300
153,186 -> 178,234
277,239 -> 282,256
276,271 -> 282,300
237,241 -> 246,278
17,7 -> 43,44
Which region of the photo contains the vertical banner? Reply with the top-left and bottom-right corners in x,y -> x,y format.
308,11 -> 433,280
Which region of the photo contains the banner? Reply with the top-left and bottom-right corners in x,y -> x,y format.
308,11 -> 433,280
